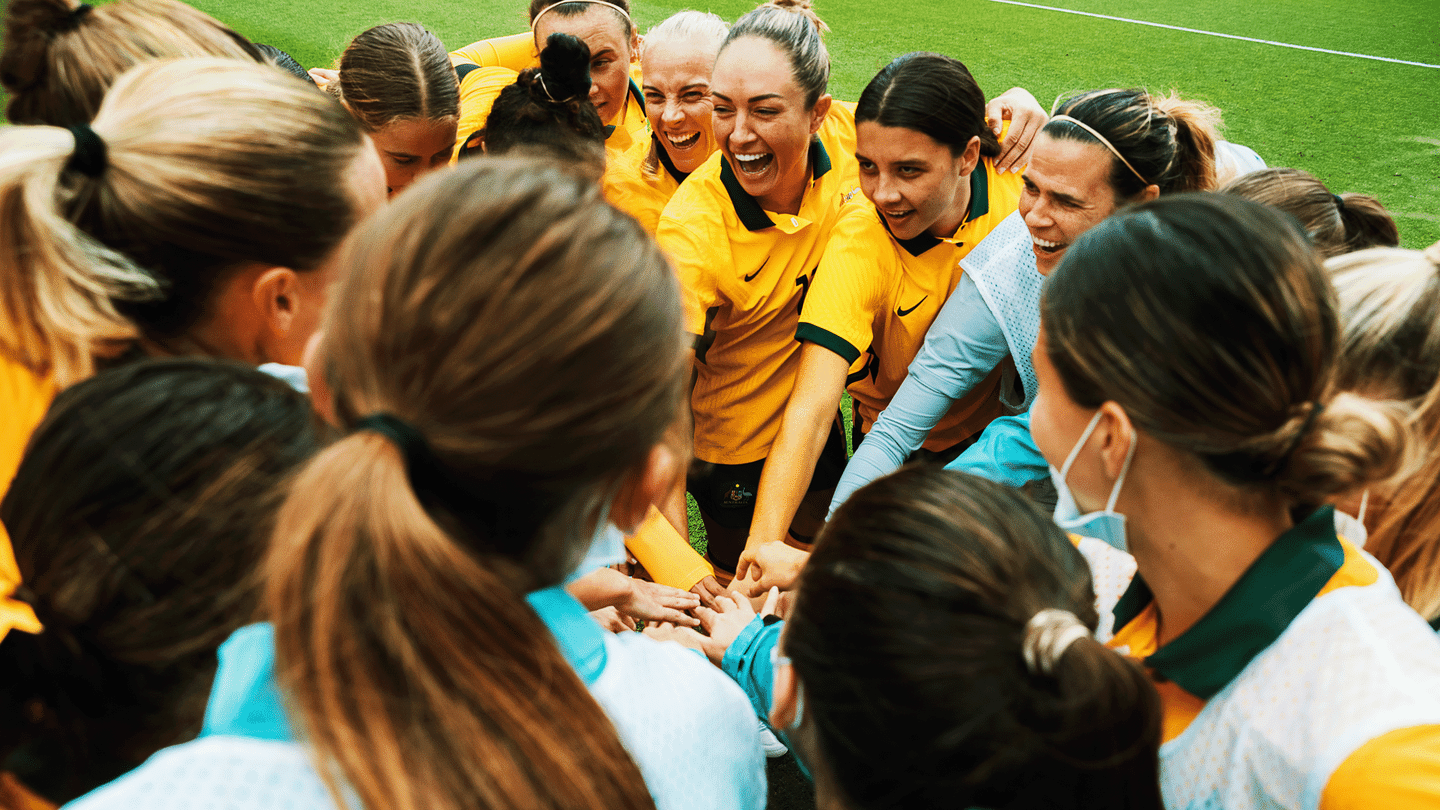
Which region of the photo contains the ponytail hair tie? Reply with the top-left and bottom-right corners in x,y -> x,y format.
65,123 -> 107,177
72,2 -> 93,19
1022,608 -> 1089,676
353,412 -> 534,554
1332,193 -> 1346,213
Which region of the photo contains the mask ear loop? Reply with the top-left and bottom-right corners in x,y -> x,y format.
1104,420 -> 1138,513
1058,409 -> 1105,482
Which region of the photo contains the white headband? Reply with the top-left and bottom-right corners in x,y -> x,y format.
1022,608 -> 1090,676
1049,114 -> 1150,187
532,0 -> 632,30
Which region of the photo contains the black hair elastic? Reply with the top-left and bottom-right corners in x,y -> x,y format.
65,123 -> 107,178
72,2 -> 93,18
1275,400 -> 1325,474
1332,193 -> 1346,213
354,412 -> 526,553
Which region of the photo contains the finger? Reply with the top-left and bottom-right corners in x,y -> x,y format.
714,592 -> 739,613
760,586 -> 780,617
661,608 -> 702,627
734,556 -> 754,582
664,593 -> 703,609
694,604 -> 719,632
729,590 -> 757,616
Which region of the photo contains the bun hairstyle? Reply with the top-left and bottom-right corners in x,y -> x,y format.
788,466 -> 1163,810
0,0 -> 261,126
1045,89 -> 1221,200
1044,193 -> 1416,506
1329,247 -> 1440,618
0,359 -> 319,805
1223,167 -> 1399,258
0,57 -> 368,380
856,52 -> 1001,159
269,159 -> 684,810
479,33 -> 607,178
331,22 -> 458,132
721,0 -> 830,108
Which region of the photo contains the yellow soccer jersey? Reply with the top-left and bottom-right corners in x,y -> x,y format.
602,135 -> 687,234
1,354 -> 49,641
657,105 -> 860,466
451,32 -> 536,72
799,158 -> 1023,450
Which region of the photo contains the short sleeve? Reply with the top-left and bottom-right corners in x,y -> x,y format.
798,204 -> 889,365
1321,725 -> 1440,810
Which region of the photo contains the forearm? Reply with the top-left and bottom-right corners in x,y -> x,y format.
564,567 -> 633,611
747,346 -> 847,553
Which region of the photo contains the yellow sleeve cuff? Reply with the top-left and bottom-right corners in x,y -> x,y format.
625,507 -> 713,592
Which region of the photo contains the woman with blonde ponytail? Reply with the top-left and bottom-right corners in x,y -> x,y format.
1328,245 -> 1440,624
1029,194 -> 1440,809
0,56 -> 382,643
68,159 -> 764,810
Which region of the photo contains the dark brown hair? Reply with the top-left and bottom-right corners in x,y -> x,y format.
856,52 -> 1000,159
788,466 -> 1163,809
1223,168 -> 1399,258
1045,89 -> 1220,200
269,158 -> 685,810
0,359 -> 319,805
529,0 -> 633,34
721,0 -> 829,108
332,22 -> 458,132
1044,193 -> 1414,505
1,0 -> 261,126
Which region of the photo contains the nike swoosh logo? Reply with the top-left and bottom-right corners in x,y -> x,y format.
896,295 -> 928,317
744,257 -> 769,282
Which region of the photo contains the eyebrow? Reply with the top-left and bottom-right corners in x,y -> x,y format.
711,91 -> 784,104
590,48 -> 616,60
643,82 -> 708,94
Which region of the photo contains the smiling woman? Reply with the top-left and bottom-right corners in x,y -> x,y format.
602,10 -> 728,233
654,0 -> 861,573
328,22 -> 459,197
735,52 -> 1024,580
818,87 -> 1223,545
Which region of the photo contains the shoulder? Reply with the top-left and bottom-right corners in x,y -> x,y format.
1323,725 -> 1440,810
593,633 -> 766,810
658,154 -> 733,235
66,737 -> 333,810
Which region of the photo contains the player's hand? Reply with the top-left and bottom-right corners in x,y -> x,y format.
307,67 -> 339,91
693,588 -> 780,666
590,606 -> 634,633
642,621 -> 708,655
616,579 -> 701,627
690,575 -> 728,609
734,542 -> 810,595
986,86 -> 1048,174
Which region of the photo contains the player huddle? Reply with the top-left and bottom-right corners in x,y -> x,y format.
0,0 -> 1437,809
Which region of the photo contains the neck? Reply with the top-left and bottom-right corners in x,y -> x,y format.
760,163 -> 812,216
927,173 -> 973,239
1124,456 -> 1294,646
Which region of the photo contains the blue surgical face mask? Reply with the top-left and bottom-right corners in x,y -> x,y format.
1051,409 -> 1136,552
564,505 -> 627,584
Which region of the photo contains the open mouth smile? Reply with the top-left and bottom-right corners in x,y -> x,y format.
732,152 -> 774,175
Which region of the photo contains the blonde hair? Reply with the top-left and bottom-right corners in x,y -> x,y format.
1330,246 -> 1440,618
645,9 -> 728,55
269,158 -> 685,810
0,0 -> 261,126
0,57 -> 368,383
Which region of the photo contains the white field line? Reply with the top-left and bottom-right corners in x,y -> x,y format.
987,0 -> 1440,69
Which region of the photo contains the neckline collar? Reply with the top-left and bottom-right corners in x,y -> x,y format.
603,79 -> 646,141
877,164 -> 991,257
1113,505 -> 1344,699
719,136 -> 832,232
652,134 -> 690,184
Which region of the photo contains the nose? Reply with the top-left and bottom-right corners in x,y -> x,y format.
871,172 -> 902,207
661,98 -> 685,128
1023,194 -> 1054,230
728,110 -> 758,150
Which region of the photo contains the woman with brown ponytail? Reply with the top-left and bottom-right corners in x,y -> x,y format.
655,465 -> 1164,809
68,159 -> 764,810
1030,194 -> 1440,808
